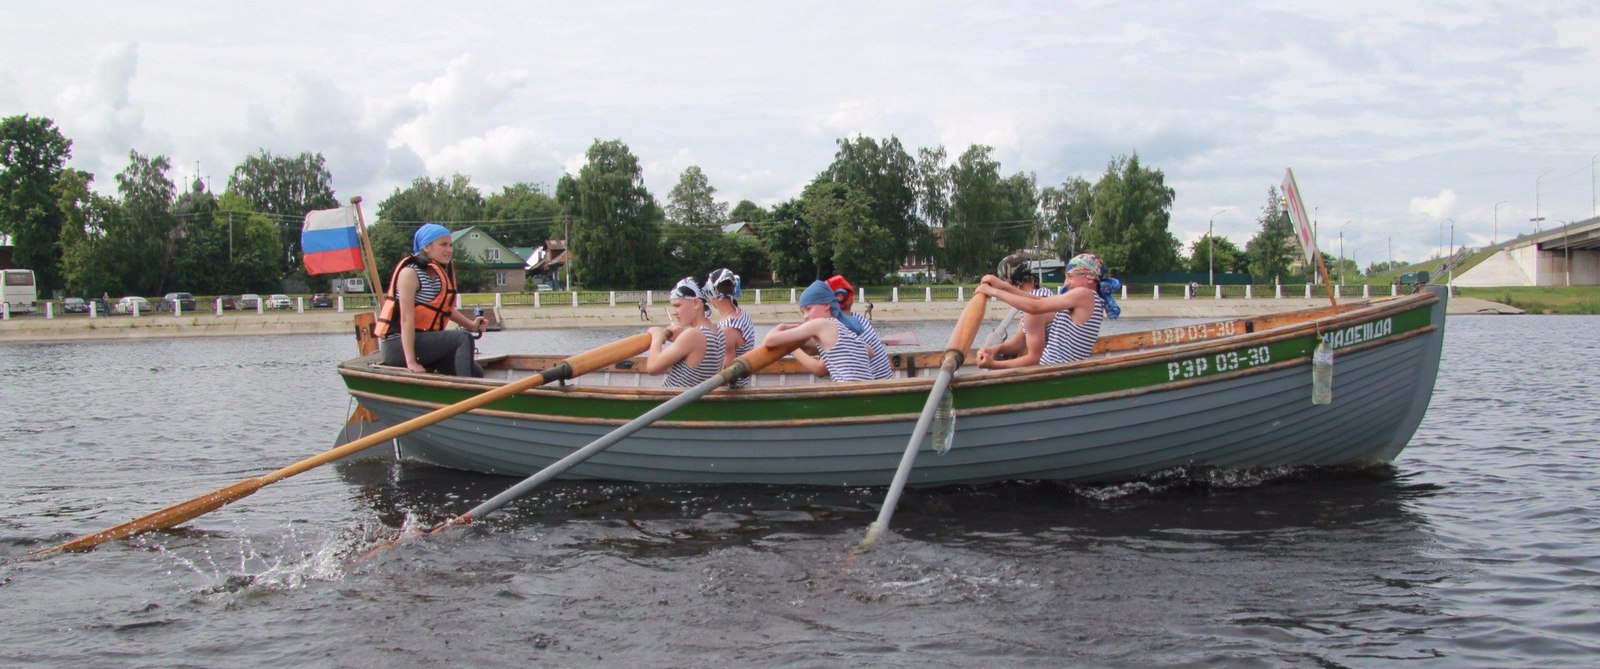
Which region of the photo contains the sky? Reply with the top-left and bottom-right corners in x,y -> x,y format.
3,1 -> 1598,269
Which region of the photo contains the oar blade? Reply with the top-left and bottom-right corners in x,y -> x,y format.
29,478 -> 265,556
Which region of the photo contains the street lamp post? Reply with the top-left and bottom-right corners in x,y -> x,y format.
1448,219 -> 1455,287
1535,168 -> 1554,234
1207,209 -> 1228,286
1338,221 -> 1350,286
1493,200 -> 1508,246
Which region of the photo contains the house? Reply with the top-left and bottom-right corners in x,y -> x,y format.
524,239 -> 571,289
722,221 -> 757,238
450,226 -> 528,292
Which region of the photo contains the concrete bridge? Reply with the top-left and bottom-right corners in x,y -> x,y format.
1454,216 -> 1600,287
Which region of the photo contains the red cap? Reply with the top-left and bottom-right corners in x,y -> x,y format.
826,275 -> 854,309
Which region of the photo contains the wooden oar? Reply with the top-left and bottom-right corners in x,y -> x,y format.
355,340 -> 803,562
28,333 -> 653,557
856,296 -> 999,549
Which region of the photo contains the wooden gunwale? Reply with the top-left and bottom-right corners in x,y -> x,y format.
339,291 -> 1436,428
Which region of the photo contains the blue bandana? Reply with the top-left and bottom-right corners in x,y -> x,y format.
413,223 -> 451,254
799,280 -> 864,335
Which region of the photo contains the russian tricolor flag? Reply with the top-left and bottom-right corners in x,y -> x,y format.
301,206 -> 365,275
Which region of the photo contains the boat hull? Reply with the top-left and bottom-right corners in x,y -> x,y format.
341,288 -> 1446,486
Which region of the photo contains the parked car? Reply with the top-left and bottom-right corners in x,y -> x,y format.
238,294 -> 262,310
157,292 -> 196,312
215,295 -> 239,310
310,292 -> 332,308
62,297 -> 88,313
266,294 -> 293,309
88,296 -> 111,315
113,296 -> 153,315
536,283 -> 554,291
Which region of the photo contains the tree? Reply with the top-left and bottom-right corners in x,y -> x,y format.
1184,234 -> 1247,275
755,199 -> 816,284
0,115 -> 72,293
801,179 -> 897,283
912,146 -> 950,276
942,145 -> 1035,279
369,174 -> 486,273
569,140 -> 662,288
483,182 -> 559,248
729,199 -> 768,223
1083,153 -> 1179,275
114,150 -> 178,294
1040,176 -> 1092,261
169,181 -> 222,293
55,168 -> 121,297
1245,186 -> 1297,283
226,150 -> 338,275
215,192 -> 286,292
821,136 -> 919,269
665,165 -> 727,229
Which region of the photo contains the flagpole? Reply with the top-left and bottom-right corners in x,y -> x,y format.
349,196 -> 385,311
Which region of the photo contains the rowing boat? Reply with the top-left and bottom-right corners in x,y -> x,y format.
337,286 -> 1446,485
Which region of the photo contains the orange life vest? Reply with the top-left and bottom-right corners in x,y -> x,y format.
373,256 -> 459,338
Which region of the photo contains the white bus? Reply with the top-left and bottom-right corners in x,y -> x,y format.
1,269 -> 37,314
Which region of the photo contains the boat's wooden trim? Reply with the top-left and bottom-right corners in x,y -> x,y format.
337,291 -> 1436,404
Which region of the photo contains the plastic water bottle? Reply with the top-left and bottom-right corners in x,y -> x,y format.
931,391 -> 956,456
1312,336 -> 1334,405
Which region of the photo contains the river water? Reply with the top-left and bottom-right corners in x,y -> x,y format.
2,315 -> 1597,668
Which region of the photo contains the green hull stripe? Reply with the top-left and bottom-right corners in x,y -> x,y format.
343,304 -> 1434,423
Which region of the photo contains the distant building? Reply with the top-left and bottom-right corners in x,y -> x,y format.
524,239 -> 570,289
450,226 -> 529,292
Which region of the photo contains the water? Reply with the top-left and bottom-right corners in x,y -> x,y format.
3,316 -> 1599,667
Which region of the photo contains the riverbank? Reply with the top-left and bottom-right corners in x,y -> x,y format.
0,293 -> 1513,343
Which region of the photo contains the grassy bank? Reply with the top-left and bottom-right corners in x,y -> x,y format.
1455,286 -> 1600,314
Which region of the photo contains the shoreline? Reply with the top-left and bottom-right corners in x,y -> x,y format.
0,294 -> 1517,344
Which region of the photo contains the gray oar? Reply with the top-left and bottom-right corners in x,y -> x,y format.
856,295 -> 1000,549
356,340 -> 801,562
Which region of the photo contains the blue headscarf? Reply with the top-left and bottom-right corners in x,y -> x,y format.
799,280 -> 865,335
413,223 -> 451,255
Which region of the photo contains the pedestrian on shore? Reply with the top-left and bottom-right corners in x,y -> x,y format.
645,277 -> 725,387
638,295 -> 651,321
374,223 -> 487,377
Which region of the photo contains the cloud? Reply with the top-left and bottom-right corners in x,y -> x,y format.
1408,189 -> 1458,221
53,43 -> 147,181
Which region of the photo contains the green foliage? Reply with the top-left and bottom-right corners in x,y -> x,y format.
226,149 -> 338,276
113,150 -> 178,294
665,165 -> 727,229
942,145 -> 1037,279
1083,153 -> 1178,275
483,182 -> 559,247
1041,176 -> 1092,262
570,140 -> 662,289
1185,234 -> 1248,275
754,199 -> 815,284
0,114 -> 73,293
54,169 -> 120,296
822,136 -> 920,269
216,192 -> 289,292
800,179 -> 898,283
1245,186 -> 1296,283
729,199 -> 768,223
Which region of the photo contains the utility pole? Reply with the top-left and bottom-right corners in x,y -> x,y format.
1208,209 -> 1228,286
1494,200 -> 1508,246
1339,221 -> 1350,285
